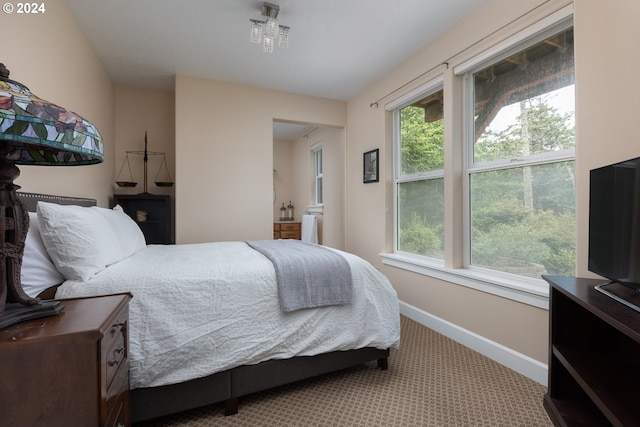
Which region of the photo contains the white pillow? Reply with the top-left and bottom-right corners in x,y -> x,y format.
97,205 -> 146,258
37,202 -> 123,281
21,212 -> 65,298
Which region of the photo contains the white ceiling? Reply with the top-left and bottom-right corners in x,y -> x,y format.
63,0 -> 487,139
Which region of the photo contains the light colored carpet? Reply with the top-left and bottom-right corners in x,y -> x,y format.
133,315 -> 552,426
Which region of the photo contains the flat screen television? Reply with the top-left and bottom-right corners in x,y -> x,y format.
589,155 -> 640,312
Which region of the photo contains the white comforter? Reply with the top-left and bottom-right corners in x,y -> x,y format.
55,242 -> 400,389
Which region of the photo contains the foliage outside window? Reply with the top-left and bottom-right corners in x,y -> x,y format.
392,24 -> 575,282
468,26 -> 575,279
396,89 -> 444,258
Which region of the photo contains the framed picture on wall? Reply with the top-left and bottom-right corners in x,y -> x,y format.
363,149 -> 379,183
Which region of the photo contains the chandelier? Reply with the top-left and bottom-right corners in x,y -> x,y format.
249,2 -> 289,53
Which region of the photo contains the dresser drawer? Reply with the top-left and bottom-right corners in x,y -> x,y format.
273,222 -> 300,240
102,298 -> 131,427
280,231 -> 299,239
106,373 -> 130,427
105,385 -> 129,427
103,315 -> 128,390
279,223 -> 300,232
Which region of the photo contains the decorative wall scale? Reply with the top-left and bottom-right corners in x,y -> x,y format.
116,131 -> 173,194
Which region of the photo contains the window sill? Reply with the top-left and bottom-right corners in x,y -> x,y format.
379,252 -> 549,309
306,205 -> 323,215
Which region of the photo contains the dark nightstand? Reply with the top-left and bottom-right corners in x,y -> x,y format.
0,293 -> 133,427
114,194 -> 173,244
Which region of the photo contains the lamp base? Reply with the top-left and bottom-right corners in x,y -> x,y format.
0,300 -> 64,329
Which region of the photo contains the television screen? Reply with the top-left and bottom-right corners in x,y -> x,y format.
589,156 -> 640,289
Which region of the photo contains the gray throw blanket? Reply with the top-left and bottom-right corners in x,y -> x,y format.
246,239 -> 353,312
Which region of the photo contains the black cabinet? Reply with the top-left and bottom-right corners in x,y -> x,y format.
114,194 -> 173,244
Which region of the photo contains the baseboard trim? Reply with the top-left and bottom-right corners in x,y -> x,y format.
399,300 -> 548,386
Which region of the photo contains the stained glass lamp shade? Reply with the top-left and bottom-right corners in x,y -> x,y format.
0,63 -> 103,325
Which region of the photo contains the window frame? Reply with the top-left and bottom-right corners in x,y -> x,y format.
461,20 -> 575,277
380,5 -> 575,309
390,78 -> 445,257
312,145 -> 323,206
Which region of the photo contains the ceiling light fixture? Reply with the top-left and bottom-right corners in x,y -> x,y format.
249,2 -> 289,53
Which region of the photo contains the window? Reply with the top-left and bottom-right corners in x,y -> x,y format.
466,25 -> 575,279
313,146 -> 323,205
387,10 -> 575,297
394,87 -> 444,259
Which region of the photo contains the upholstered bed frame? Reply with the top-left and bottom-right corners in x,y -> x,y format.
18,192 -> 390,422
132,347 -> 389,421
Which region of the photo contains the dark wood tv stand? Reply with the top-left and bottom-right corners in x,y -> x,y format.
543,275 -> 640,426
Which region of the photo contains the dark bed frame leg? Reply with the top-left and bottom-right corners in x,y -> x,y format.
224,397 -> 239,416
377,357 -> 388,370
223,354 -> 388,416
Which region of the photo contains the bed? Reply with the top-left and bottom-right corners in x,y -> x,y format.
17,192 -> 401,423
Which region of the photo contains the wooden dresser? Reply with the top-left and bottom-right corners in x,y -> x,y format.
273,221 -> 301,239
0,294 -> 132,427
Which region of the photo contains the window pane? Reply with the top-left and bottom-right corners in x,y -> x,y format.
316,149 -> 322,174
398,178 -> 444,258
314,149 -> 322,204
396,89 -> 444,258
399,90 -> 444,175
469,161 -> 575,278
473,28 -> 574,163
317,177 -> 323,204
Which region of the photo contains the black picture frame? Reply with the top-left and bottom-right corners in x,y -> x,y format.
363,149 -> 379,183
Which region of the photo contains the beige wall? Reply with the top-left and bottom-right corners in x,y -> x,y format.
4,0 -> 114,206
174,76 -> 346,243
7,0 -> 640,370
574,0 -> 640,277
343,0 -> 640,365
113,85 -> 175,201
290,127 -> 346,249
273,139 -> 294,219
344,0 -> 551,360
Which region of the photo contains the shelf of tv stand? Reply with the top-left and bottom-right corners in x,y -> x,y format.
543,276 -> 640,427
550,345 -> 638,425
